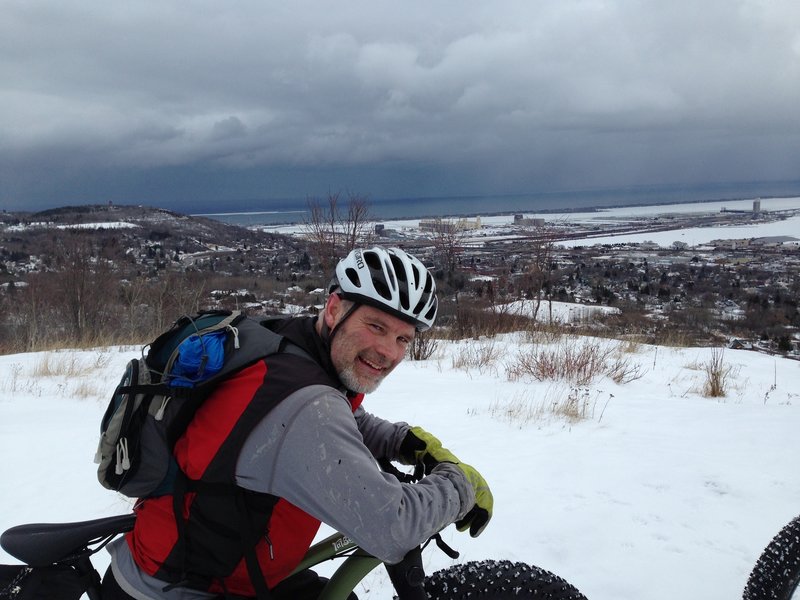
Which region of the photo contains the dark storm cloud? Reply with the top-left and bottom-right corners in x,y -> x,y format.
2,0 -> 800,209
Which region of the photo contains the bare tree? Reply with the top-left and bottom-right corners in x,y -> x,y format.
118,274 -> 151,341
305,193 -> 340,273
520,224 -> 559,323
342,194 -> 372,252
142,272 -> 209,334
430,218 -> 467,273
304,192 -> 373,273
52,235 -> 116,343
4,274 -> 51,352
170,272 -> 210,317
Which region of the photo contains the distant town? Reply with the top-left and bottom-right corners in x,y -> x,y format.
0,201 -> 798,357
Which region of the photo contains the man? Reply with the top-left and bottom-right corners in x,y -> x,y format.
103,246 -> 492,600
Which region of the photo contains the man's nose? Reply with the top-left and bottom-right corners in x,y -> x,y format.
376,337 -> 404,363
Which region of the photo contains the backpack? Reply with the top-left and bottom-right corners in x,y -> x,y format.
94,310 -> 302,499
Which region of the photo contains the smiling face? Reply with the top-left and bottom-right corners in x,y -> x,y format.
321,293 -> 415,394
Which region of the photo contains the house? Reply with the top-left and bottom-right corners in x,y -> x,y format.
728,338 -> 753,350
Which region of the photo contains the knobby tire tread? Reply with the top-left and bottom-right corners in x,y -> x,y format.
743,514 -> 800,600
423,559 -> 588,600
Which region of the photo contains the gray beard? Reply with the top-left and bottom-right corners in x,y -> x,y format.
338,365 -> 383,395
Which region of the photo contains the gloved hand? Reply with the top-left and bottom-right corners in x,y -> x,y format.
399,426 -> 460,473
402,428 -> 494,537
452,462 -> 493,537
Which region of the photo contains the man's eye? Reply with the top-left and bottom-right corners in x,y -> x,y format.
370,323 -> 384,333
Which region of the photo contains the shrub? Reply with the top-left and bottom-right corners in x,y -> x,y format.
607,353 -> 647,384
440,299 -> 533,340
408,330 -> 440,361
507,338 -> 610,386
451,339 -> 501,375
702,347 -> 733,397
506,337 -> 646,386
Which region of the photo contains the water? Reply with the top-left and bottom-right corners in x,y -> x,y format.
195,180 -> 800,227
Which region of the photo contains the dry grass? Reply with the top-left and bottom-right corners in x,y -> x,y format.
556,387 -> 596,422
607,353 -> 647,384
490,385 -> 605,426
1,362 -> 25,394
451,339 -> 502,375
521,322 -> 571,345
489,390 -> 547,425
702,348 -> 735,398
1,350 -> 117,400
72,379 -> 103,398
659,330 -> 700,348
619,338 -> 644,354
31,350 -> 112,378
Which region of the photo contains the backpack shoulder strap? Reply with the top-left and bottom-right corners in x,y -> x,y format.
184,315 -> 314,393
256,315 -> 316,362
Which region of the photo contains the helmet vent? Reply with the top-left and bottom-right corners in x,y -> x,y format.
391,255 -> 407,282
373,279 -> 392,301
411,264 -> 422,286
345,267 -> 361,287
424,301 -> 437,321
365,251 -> 382,270
423,272 -> 433,293
399,289 -> 410,310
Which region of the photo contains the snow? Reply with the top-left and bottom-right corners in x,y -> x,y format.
55,222 -> 140,230
1,338 -> 798,600
559,215 -> 800,248
5,221 -> 140,232
497,299 -> 620,323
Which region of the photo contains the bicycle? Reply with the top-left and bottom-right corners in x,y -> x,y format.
1,512 -> 588,600
743,513 -> 800,600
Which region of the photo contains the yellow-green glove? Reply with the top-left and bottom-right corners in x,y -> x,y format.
452,462 -> 493,537
401,427 -> 493,537
399,426 -> 460,472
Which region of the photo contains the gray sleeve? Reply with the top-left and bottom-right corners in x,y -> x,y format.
353,405 -> 410,461
235,385 -> 473,564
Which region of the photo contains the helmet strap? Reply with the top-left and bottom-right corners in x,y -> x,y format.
328,301 -> 360,344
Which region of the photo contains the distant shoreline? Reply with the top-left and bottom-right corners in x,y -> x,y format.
530,193 -> 799,215
198,192 -> 800,227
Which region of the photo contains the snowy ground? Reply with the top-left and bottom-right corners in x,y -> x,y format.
1,336 -> 798,600
497,299 -> 621,323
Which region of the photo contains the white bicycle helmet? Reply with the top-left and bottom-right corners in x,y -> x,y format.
329,247 -> 438,331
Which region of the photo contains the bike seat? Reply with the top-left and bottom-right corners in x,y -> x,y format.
1,513 -> 136,567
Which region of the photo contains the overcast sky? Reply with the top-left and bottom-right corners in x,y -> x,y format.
2,0 -> 800,212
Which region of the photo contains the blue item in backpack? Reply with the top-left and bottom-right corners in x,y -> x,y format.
168,330 -> 226,387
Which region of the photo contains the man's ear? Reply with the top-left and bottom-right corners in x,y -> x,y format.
323,293 -> 343,329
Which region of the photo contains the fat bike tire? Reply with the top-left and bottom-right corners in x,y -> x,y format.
743,514 -> 800,600
423,559 -> 588,600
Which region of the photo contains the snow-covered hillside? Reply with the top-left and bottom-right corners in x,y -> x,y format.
1,335 -> 798,600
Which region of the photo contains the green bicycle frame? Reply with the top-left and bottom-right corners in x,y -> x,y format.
289,532 -> 383,600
